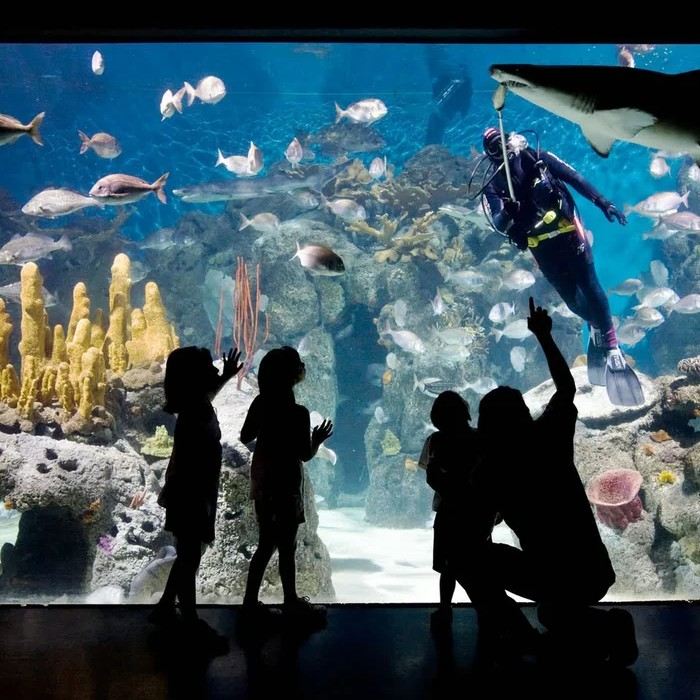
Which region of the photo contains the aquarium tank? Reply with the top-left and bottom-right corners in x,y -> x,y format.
0,40 -> 698,605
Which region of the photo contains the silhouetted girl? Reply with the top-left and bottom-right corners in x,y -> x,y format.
240,346 -> 332,625
151,346 -> 241,632
420,391 -> 481,625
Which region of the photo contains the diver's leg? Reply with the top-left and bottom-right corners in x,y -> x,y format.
575,247 -> 644,404
532,246 -> 588,319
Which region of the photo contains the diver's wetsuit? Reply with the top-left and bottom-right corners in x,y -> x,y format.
484,147 -> 617,349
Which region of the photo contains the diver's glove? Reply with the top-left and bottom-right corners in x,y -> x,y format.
596,197 -> 627,225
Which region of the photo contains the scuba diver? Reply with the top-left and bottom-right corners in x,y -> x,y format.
424,46 -> 472,145
479,126 -> 644,406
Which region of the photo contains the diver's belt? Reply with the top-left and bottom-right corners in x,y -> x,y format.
527,211 -> 577,248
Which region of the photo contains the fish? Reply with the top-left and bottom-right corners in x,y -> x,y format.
635,286 -> 677,308
184,76 -> 226,105
649,154 -> 670,178
291,241 -> 345,276
285,137 -> 303,167
374,406 -> 388,424
617,46 -> 635,69
491,318 -> 531,342
660,211 -> 700,233
385,352 -> 399,370
91,50 -> 104,75
642,224 -> 676,241
128,546 -> 177,600
393,299 -> 408,328
78,131 -> 121,158
89,173 -> 169,205
488,302 -> 516,324
431,288 -> 445,316
551,302 -> 578,319
436,328 -> 475,346
239,212 -> 280,233
21,188 -> 103,218
136,227 -> 192,251
324,197 -> 367,222
510,346 -> 527,373
503,269 -> 535,291
649,260 -> 669,287
216,149 -> 256,176
609,278 -> 643,296
633,306 -> 664,328
160,87 -> 186,120
381,327 -> 425,354
369,156 -> 387,180
173,162 -> 349,204
303,122 -> 385,157
463,377 -> 498,395
0,281 -> 57,306
316,444 -> 337,465
616,321 -> 646,346
0,111 -> 45,147
335,98 -> 388,125
247,142 -> 263,174
627,191 -> 688,218
0,232 -> 71,264
490,64 -> 700,163
443,269 -> 489,290
670,293 -> 700,314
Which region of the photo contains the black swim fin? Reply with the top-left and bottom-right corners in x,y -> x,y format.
604,352 -> 645,407
587,335 -> 607,386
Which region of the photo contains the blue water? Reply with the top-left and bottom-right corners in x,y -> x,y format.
0,42 -> 696,370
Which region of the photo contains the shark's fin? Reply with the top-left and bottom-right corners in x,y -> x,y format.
596,108 -> 657,138
580,124 -> 617,157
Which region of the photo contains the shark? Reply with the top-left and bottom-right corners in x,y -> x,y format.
489,64 -> 700,163
173,161 -> 350,203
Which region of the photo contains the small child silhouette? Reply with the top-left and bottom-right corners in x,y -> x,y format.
151,346 -> 241,642
240,346 -> 333,627
419,391 -> 482,626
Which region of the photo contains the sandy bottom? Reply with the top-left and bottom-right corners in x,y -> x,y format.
316,506 -> 520,603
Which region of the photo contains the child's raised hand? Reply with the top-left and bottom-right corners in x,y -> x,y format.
312,419 -> 334,446
221,347 -> 243,381
527,297 -> 552,338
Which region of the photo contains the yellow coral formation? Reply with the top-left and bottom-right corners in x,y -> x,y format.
0,298 -> 12,369
78,346 -> 106,418
55,361 -> 75,412
18,262 -> 46,377
66,282 -> 90,343
126,282 -> 178,366
0,364 -> 20,407
91,309 -> 106,351
17,264 -> 47,417
0,253 -> 177,425
106,255 -> 132,375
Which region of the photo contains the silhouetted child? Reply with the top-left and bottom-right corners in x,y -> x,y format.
240,346 -> 333,626
472,298 -> 638,664
151,346 -> 242,639
419,390 -> 481,626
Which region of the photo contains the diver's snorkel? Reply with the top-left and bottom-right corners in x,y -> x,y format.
492,84 -> 516,201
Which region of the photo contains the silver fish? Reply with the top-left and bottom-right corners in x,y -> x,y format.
492,319 -> 531,342
22,188 -> 102,218
89,173 -> 169,205
0,281 -> 57,306
670,294 -> 700,314
0,111 -> 44,147
609,278 -> 643,296
335,98 -> 387,125
510,346 -> 527,373
0,232 -> 71,265
78,131 -> 121,159
91,50 -> 104,76
184,76 -> 226,105
239,212 -> 280,233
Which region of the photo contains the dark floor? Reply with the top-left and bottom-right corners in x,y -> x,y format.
0,603 -> 698,699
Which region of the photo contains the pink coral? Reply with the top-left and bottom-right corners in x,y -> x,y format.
585,469 -> 644,530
